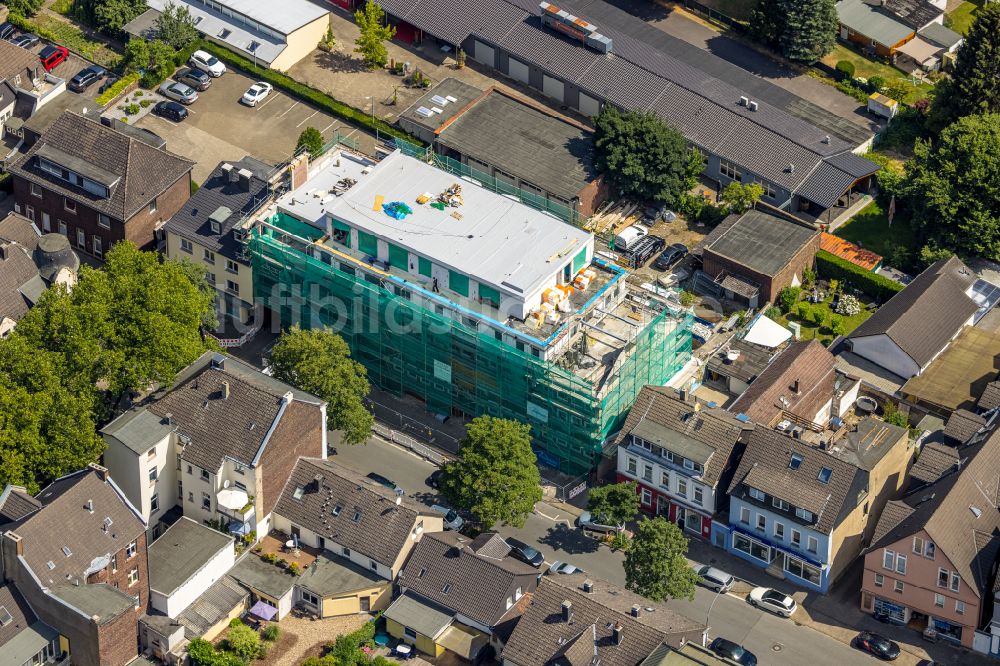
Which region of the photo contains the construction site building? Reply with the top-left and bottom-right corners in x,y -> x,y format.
249,149 -> 693,473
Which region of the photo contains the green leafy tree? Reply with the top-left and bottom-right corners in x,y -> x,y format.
720,181 -> 764,213
122,37 -> 151,74
5,0 -> 43,17
296,127 -> 325,159
901,113 -> 1000,260
748,0 -> 783,48
225,624 -> 261,663
354,1 -> 395,69
439,416 -> 542,529
623,517 -> 700,602
92,0 -> 146,33
829,315 -> 846,336
779,0 -> 838,62
268,326 -> 373,445
155,0 -> 199,49
13,241 -> 215,409
779,286 -> 801,313
593,106 -> 698,207
187,638 -> 243,666
587,482 -> 640,528
930,4 -> 1000,130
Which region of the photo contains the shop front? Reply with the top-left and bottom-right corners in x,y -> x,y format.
728,526 -> 827,591
634,480 -> 712,539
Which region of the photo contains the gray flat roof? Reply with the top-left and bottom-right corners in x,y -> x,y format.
101,408 -> 174,455
319,150 -> 592,296
146,0 -> 327,35
399,78 -> 482,134
5,622 -> 57,666
435,88 -> 599,201
836,0 -> 914,46
384,592 -> 454,639
227,553 -> 297,600
148,517 -> 233,597
51,584 -> 136,624
705,210 -> 818,276
298,554 -> 385,598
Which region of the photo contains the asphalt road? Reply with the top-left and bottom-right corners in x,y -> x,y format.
332,436 -> 887,666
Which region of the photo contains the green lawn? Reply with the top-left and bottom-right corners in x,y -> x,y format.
834,201 -> 917,261
821,44 -> 935,105
946,0 -> 982,35
774,294 -> 872,344
15,14 -> 120,68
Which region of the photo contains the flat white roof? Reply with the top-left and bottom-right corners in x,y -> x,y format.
147,0 -> 328,36
320,150 -> 592,296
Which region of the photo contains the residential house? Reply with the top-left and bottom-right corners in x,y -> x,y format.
730,339 -> 860,432
0,213 -> 79,338
398,80 -> 607,221
0,39 -> 67,137
8,111 -> 194,257
225,551 -> 299,621
147,517 -> 235,619
861,413 -> 1000,648
614,386 -> 751,546
698,208 -> 821,308
501,574 -> 705,666
726,420 -> 910,592
701,314 -> 793,401
386,532 -> 539,660
174,575 -> 247,641
0,582 -> 65,666
272,457 -> 443,618
845,256 -> 978,381
0,464 -> 148,666
101,351 -> 327,539
835,0 -> 957,68
125,0 -> 330,71
163,157 -> 275,341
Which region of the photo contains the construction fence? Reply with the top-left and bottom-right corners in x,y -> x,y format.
250,218 -> 693,475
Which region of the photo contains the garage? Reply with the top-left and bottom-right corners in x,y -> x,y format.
578,91 -> 601,118
473,40 -> 495,66
507,57 -> 530,84
542,74 -> 564,103
394,21 -> 418,44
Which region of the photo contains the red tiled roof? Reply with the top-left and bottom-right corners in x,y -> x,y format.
820,233 -> 882,271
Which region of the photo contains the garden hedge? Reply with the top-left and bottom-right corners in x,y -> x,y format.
815,249 -> 903,302
95,73 -> 140,106
197,42 -> 422,146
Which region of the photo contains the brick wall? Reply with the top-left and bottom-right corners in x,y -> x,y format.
259,400 -> 325,517
85,532 -> 150,614
122,171 -> 192,251
704,231 -> 820,304
575,173 -> 610,219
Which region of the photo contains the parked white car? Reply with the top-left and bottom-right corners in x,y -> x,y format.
748,586 -> 797,617
431,504 -> 464,531
241,81 -> 273,106
190,49 -> 226,77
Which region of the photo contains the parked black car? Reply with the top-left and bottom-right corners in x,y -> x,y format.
152,100 -> 188,122
652,243 -> 689,271
853,632 -> 900,661
366,472 -> 404,495
426,469 -> 442,489
68,65 -> 106,92
0,23 -> 16,41
175,67 -> 212,91
505,537 -> 545,568
11,33 -> 38,48
708,637 -> 757,666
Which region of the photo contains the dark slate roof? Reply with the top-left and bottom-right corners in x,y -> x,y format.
398,530 -> 539,627
0,485 -> 41,526
434,87 -> 599,201
868,424 -> 1000,597
501,574 -> 703,666
729,428 -> 867,534
8,112 -> 193,221
909,440 -> 960,487
613,386 -> 748,487
944,409 -> 987,444
795,161 -> 862,209
8,466 -> 145,586
274,458 -> 433,568
703,209 -> 819,277
0,241 -> 39,323
376,0 -> 877,205
918,22 -> 963,48
978,381 -> 1000,411
848,256 -> 977,368
177,575 -> 247,638
148,517 -> 234,596
163,157 -> 272,260
705,338 -> 784,384
0,212 -> 40,250
886,0 -> 943,28
729,340 -> 838,426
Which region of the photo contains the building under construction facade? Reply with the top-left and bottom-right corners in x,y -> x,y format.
249,149 -> 692,473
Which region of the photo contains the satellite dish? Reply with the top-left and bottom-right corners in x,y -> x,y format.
395,496 -> 402,506
81,106 -> 88,115
223,479 -> 230,489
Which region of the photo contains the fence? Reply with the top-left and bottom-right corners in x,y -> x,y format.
394,138 -> 583,227
371,420 -> 452,466
682,0 -> 746,32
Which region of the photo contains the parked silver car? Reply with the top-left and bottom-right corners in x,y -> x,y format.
576,511 -> 625,533
431,504 -> 465,531
159,81 -> 198,105
694,565 -> 735,593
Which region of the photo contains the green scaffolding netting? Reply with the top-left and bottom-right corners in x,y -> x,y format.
251,222 -> 692,474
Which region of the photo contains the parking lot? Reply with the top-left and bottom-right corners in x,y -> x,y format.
136,67 -> 350,182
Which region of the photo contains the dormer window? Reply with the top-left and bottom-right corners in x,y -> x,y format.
748,487 -> 765,501
795,507 -> 814,522
817,467 -> 832,484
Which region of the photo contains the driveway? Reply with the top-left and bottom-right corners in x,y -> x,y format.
603,0 -> 878,132
135,67 -> 346,182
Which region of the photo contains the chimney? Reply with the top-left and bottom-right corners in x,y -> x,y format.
237,168 -> 253,192
221,381 -> 230,400
163,412 -> 173,426
582,580 -> 593,593
0,243 -> 7,261
678,388 -> 688,402
630,604 -> 641,618
738,96 -> 748,107
612,623 -> 623,645
222,163 -> 237,184
289,153 -> 309,191
788,163 -> 795,174
792,379 -> 801,395
747,101 -> 758,112
561,601 -> 573,623
88,463 -> 108,482
86,499 -> 93,513
822,135 -> 831,144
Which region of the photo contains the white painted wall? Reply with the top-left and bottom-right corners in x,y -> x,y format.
850,334 -> 921,379
152,537 -> 236,618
